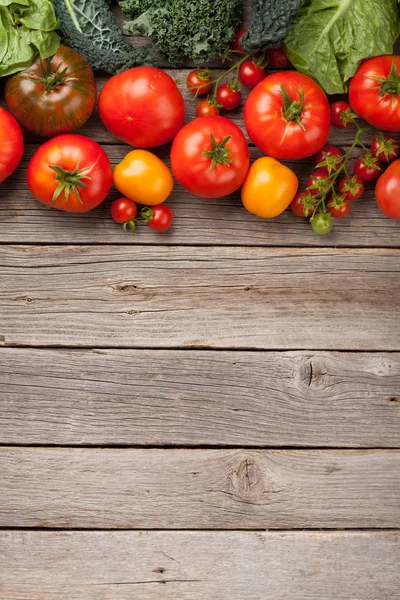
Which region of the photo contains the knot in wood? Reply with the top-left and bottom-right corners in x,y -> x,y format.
298,355 -> 328,390
228,456 -> 274,504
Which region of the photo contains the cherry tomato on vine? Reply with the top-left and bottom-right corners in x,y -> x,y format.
186,69 -> 213,96
265,47 -> 291,68
141,205 -> 173,232
354,155 -> 381,182
330,101 -> 355,129
232,28 -> 247,54
311,213 -> 333,236
327,196 -> 351,219
216,82 -> 242,110
371,134 -> 399,164
315,145 -> 344,175
110,198 -> 138,231
338,176 -> 364,201
307,171 -> 332,197
239,59 -> 266,88
196,99 -> 220,118
290,191 -> 316,217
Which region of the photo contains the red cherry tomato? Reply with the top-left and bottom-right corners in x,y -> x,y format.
330,101 -> 355,129
239,59 -> 266,88
186,69 -> 213,96
265,47 -> 291,68
142,204 -> 173,232
315,145 -> 344,175
307,171 -> 332,197
196,99 -> 220,118
371,134 -> 399,163
338,176 -> 364,201
216,83 -> 242,111
232,28 -> 247,53
110,197 -> 138,231
354,155 -> 381,182
290,191 -> 316,217
328,197 -> 351,219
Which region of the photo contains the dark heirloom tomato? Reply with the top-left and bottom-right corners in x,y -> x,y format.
5,45 -> 96,138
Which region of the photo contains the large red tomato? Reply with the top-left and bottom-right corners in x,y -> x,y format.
170,116 -> 250,199
5,45 -> 96,138
375,159 -> 400,219
349,56 -> 400,132
98,67 -> 185,148
27,134 -> 113,213
244,71 -> 330,159
0,107 -> 24,183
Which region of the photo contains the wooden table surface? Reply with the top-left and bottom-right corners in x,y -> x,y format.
1,4 -> 400,598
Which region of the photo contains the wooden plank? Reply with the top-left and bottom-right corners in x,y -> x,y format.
2,141 -> 400,247
1,245 -> 399,350
1,531 -> 399,600
1,448 -> 399,528
1,348 -> 400,447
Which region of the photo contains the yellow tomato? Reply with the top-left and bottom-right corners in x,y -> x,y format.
241,157 -> 298,218
113,149 -> 174,206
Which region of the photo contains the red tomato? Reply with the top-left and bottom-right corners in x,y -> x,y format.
216,83 -> 242,111
142,205 -> 173,232
375,159 -> 400,219
27,134 -> 113,213
196,99 -> 220,118
110,197 -> 138,231
245,72 -> 330,159
232,28 -> 247,53
338,176 -> 365,201
265,47 -> 291,68
349,56 -> 400,132
98,67 -> 185,148
307,171 -> 332,197
354,155 -> 381,182
330,101 -> 355,129
290,191 -> 316,217
315,145 -> 344,175
371,134 -> 399,163
328,197 -> 351,219
0,107 -> 24,184
186,69 -> 213,96
170,116 -> 250,199
239,59 -> 266,88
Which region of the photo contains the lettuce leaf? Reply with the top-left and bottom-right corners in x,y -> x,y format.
284,0 -> 400,95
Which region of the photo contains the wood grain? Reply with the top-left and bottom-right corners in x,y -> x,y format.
1,448 -> 399,528
1,348 -> 400,447
1,531 -> 399,600
1,245 -> 399,350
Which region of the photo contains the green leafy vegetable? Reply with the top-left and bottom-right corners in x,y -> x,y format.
284,0 -> 400,95
241,0 -> 305,53
53,0 -> 158,74
0,0 -> 60,77
120,0 -> 242,66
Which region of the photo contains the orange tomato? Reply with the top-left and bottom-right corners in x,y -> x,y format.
113,150 -> 173,206
241,157 -> 298,218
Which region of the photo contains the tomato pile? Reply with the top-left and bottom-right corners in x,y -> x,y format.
1,38 -> 400,235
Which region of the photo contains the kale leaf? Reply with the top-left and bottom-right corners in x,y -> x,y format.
120,0 -> 242,66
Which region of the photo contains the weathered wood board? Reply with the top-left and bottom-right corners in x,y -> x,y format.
1,348 -> 399,447
1,448 -> 399,528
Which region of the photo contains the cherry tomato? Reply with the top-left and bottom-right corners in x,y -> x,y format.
354,155 -> 381,182
216,82 -> 242,111
0,107 -> 24,184
110,198 -> 138,231
328,196 -> 351,219
290,191 -> 316,217
196,99 -> 220,118
315,145 -> 344,175
338,176 -> 364,201
186,69 -> 213,96
239,59 -> 266,88
265,47 -> 291,68
330,101 -> 355,129
245,72 -> 330,160
375,159 -> 400,219
141,205 -> 173,232
307,171 -> 332,197
371,134 -> 399,163
311,213 -> 333,236
232,28 -> 247,54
